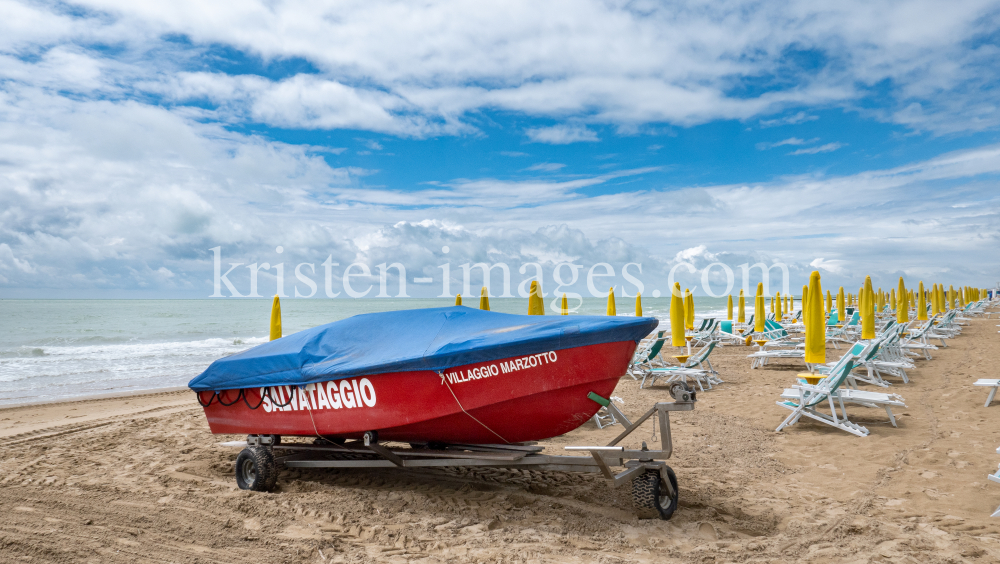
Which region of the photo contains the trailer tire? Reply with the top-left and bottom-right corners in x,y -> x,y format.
632,467 -> 678,520
235,447 -> 277,492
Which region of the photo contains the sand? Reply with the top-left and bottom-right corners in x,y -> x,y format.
2,316 -> 999,563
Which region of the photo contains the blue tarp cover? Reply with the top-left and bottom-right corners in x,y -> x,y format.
189,307 -> 658,391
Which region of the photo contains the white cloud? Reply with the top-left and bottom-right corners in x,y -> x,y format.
810,258 -> 847,275
756,137 -> 820,150
789,142 -> 847,155
2,1 -> 1000,296
759,112 -> 820,128
1,1 -> 999,136
524,162 -> 566,172
525,124 -> 599,144
3,79 -> 997,297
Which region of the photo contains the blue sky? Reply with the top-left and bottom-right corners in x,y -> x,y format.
1,1 -> 1000,298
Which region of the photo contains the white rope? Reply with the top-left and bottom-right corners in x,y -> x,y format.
439,372 -> 509,444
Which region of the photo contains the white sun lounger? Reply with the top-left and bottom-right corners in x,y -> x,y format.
990,445 -> 1000,517
974,379 -> 1000,407
775,346 -> 907,437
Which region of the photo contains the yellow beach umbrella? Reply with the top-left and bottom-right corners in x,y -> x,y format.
527,281 -> 543,315
862,276 -> 875,339
607,287 -> 617,316
929,284 -> 938,315
890,289 -> 896,311
561,293 -> 569,315
949,285 -> 956,309
670,282 -> 686,347
836,286 -> 845,321
790,294 -> 795,313
754,283 -> 765,333
635,292 -> 642,317
479,286 -> 490,310
959,288 -> 966,308
456,293 -> 463,306
727,295 -> 733,321
897,278 -> 908,323
269,295 -> 282,341
917,281 -> 928,320
738,289 -> 746,323
801,285 -> 809,325
826,290 -> 832,314
685,289 -> 694,329
775,292 -> 783,322
805,270 -> 825,365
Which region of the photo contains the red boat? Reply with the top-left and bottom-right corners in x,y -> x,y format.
198,340 -> 634,444
191,306 -> 701,522
191,306 -> 657,444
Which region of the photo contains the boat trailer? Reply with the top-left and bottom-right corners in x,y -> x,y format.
227,384 -> 696,520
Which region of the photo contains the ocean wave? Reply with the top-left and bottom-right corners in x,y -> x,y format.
0,336 -> 265,387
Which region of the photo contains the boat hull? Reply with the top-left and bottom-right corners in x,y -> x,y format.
199,340 -> 636,444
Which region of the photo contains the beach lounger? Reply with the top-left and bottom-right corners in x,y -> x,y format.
628,331 -> 667,379
748,346 -> 806,370
640,340 -> 721,391
975,379 -> 1000,407
689,319 -> 719,346
827,312 -> 860,346
716,320 -> 748,345
592,395 -> 626,429
898,317 -> 940,360
990,445 -> 1000,517
775,349 -> 907,437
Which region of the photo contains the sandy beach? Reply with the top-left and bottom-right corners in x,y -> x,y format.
1,317 -> 999,563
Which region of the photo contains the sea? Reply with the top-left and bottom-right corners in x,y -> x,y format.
0,297 -> 731,407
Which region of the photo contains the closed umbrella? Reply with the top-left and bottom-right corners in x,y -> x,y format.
802,285 -> 809,325
917,281 -> 928,321
670,282 -> 686,347
527,281 -> 543,315
479,286 -> 490,310
837,287 -> 845,321
805,271 -> 825,365
685,289 -> 694,330
754,283 -> 765,333
897,277 -> 908,323
269,295 -> 282,341
862,276 -> 875,339
738,290 -> 746,323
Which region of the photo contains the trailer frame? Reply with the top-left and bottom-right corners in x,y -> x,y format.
230,384 -> 696,519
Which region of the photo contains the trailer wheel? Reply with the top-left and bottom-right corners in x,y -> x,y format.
235,447 -> 277,492
632,467 -> 679,520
